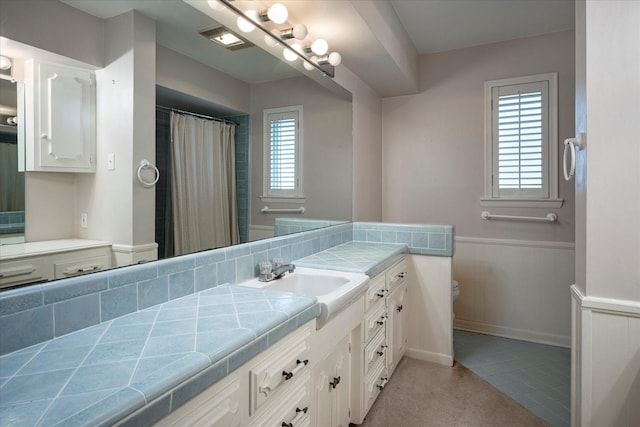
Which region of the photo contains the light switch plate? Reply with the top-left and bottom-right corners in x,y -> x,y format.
107,153 -> 115,170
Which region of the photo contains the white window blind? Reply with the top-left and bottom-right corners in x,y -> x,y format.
483,73 -> 560,206
496,89 -> 544,190
263,106 -> 303,199
269,116 -> 296,190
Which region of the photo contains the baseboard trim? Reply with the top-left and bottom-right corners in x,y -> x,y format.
453,319 -> 571,348
405,348 -> 453,367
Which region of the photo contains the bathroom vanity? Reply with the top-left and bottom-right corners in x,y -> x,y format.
0,222 -> 453,426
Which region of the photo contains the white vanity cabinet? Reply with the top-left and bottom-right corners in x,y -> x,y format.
385,260 -> 408,375
24,59 -> 96,172
0,240 -> 111,289
351,257 -> 408,424
155,321 -> 315,427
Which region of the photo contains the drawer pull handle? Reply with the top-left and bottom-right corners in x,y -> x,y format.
376,315 -> 388,325
396,304 -> 404,312
376,292 -> 385,298
282,407 -> 308,427
396,272 -> 407,279
282,359 -> 308,380
376,350 -> 384,356
0,265 -> 37,278
376,376 -> 389,390
329,376 -> 341,389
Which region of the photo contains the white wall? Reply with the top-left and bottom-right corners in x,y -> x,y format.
75,11 -> 156,263
335,67 -> 383,222
572,1 -> 640,425
381,31 -> 576,345
156,46 -> 250,114
250,76 -> 353,228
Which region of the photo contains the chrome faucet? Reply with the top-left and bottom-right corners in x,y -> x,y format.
258,258 -> 295,282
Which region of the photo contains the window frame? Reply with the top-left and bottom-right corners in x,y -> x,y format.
481,72 -> 563,208
261,105 -> 305,202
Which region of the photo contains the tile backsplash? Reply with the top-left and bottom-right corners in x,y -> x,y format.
0,221 -> 454,355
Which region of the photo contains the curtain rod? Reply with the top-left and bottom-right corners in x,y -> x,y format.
156,105 -> 239,126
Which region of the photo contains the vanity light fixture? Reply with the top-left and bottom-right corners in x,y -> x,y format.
0,55 -> 11,70
199,25 -> 254,51
214,0 -> 341,77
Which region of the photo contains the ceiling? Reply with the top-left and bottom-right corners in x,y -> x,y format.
60,0 -> 575,97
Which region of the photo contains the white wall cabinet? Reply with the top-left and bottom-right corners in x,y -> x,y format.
24,59 -> 96,172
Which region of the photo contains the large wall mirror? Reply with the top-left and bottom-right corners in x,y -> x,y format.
0,0 -> 352,288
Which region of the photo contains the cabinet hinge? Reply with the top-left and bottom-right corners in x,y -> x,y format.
348,343 -> 351,353
348,408 -> 351,417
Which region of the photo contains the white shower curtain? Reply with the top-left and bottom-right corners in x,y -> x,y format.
170,112 -> 239,255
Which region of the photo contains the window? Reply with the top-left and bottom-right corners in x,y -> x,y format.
482,73 -> 562,208
262,105 -> 304,200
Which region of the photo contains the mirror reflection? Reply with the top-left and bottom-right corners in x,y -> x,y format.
0,0 -> 352,289
0,77 -> 24,245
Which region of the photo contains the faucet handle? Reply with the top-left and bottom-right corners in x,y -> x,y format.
272,256 -> 284,268
259,260 -> 273,275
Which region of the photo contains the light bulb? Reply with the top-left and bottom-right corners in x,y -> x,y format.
237,10 -> 257,33
311,39 -> 328,55
303,60 -> 315,71
283,47 -> 298,62
292,24 -> 308,40
264,35 -> 279,47
0,56 -> 11,70
267,3 -> 288,24
328,52 -> 342,66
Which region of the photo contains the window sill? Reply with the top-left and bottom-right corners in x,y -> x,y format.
260,196 -> 306,204
480,198 -> 564,208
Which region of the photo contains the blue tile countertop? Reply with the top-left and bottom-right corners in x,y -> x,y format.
0,285 -> 319,426
294,241 -> 408,277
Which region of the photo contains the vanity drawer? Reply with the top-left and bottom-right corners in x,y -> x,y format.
364,273 -> 386,311
363,300 -> 387,343
54,254 -> 109,279
250,371 -> 311,427
363,328 -> 387,376
386,258 -> 407,294
0,257 -> 51,288
249,323 -> 313,415
363,356 -> 388,414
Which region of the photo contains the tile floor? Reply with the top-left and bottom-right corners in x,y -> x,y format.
453,330 -> 571,427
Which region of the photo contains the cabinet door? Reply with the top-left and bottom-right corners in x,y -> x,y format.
26,60 -> 96,172
386,284 -> 408,374
313,336 -> 350,427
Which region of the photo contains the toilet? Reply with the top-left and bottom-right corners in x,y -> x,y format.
452,280 -> 460,319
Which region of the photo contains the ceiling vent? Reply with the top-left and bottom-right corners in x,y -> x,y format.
199,25 -> 254,51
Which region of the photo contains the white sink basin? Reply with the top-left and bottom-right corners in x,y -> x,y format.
240,267 -> 369,327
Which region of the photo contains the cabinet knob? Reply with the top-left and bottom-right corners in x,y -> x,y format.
41,133 -> 48,140
396,304 -> 404,312
329,376 -> 341,389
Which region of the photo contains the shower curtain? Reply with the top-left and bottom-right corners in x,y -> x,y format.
170,112 -> 239,255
